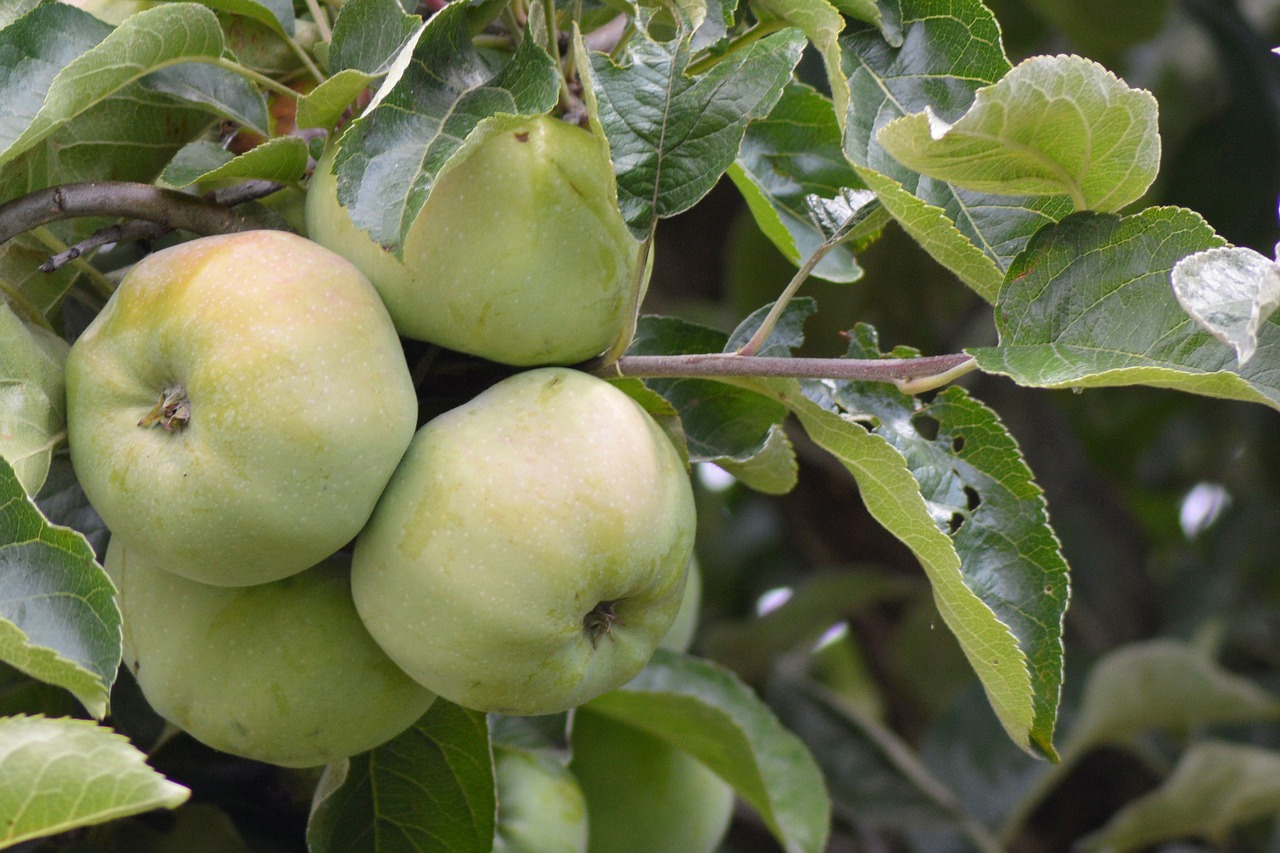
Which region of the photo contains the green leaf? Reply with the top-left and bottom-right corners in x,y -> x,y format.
970,208 -> 1280,410
1171,245 -> 1280,366
628,315 -> 790,469
161,136 -> 309,187
307,699 -> 495,853
840,0 -> 1075,301
751,0 -> 849,134
331,2 -> 560,252
586,649 -> 831,853
1062,640 -> 1279,760
728,83 -> 872,283
834,326 -> 1069,758
580,22 -> 805,235
740,378 -> 1045,757
0,716 -> 188,848
296,70 -> 376,130
715,425 -> 797,495
330,0 -> 422,74
0,455 -> 121,719
0,3 -> 255,168
1079,741 -> 1280,853
187,0 -> 295,37
0,306 -> 68,495
877,55 -> 1160,212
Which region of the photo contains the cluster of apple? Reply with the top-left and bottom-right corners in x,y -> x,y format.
63,114 -> 699,795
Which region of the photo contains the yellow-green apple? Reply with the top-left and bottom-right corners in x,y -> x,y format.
494,745 -> 588,853
351,367 -> 694,714
106,540 -> 435,768
569,709 -> 733,853
305,117 -> 642,366
66,231 -> 416,586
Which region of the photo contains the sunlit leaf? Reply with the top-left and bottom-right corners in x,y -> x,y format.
1171,245 -> 1280,365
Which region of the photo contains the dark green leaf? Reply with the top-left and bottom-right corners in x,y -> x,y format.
586,649 -> 831,853
0,455 -> 120,719
307,699 -> 496,853
329,0 -> 421,74
728,83 -> 872,283
835,325 -> 1069,760
970,208 -> 1280,410
331,2 -> 560,252
581,22 -> 805,235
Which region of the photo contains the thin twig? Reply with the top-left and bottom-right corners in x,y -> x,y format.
598,352 -> 976,385
737,240 -> 841,356
6,181 -> 283,272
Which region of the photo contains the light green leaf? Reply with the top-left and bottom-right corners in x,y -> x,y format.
728,83 -> 872,283
186,0 -> 295,37
331,2 -> 560,252
841,0 -> 1075,301
970,208 -> 1280,410
0,306 -> 67,495
833,325 -> 1068,759
0,0 -> 41,30
715,425 -> 798,495
1171,245 -> 1280,365
0,455 -> 121,719
307,699 -> 495,853
1079,742 -> 1280,853
752,0 -> 849,132
0,716 -> 188,849
581,22 -> 805,235
877,55 -> 1160,212
586,649 -> 831,853
740,379 -> 1043,757
1063,640 -> 1279,759
296,70 -> 375,130
0,4 -> 237,167
161,136 -> 308,187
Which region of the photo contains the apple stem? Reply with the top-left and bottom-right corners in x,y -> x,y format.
138,386 -> 192,433
583,600 -> 622,647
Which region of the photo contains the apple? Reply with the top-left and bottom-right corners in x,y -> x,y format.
659,557 -> 703,653
66,230 -> 417,586
569,709 -> 734,853
494,745 -> 588,853
106,540 -> 436,768
305,116 -> 642,366
351,367 -> 695,715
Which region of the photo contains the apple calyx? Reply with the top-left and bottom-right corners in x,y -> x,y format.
138,386 -> 191,432
583,600 -> 622,647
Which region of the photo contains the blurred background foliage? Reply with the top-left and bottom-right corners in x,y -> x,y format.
648,0 -> 1280,849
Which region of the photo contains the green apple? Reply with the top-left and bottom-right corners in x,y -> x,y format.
569,709 -> 733,853
659,557 -> 703,653
106,540 -> 436,768
66,230 -> 416,586
351,367 -> 695,715
494,745 -> 589,853
305,117 -> 641,366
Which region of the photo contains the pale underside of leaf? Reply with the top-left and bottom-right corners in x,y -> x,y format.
0,716 -> 188,848
1171,245 -> 1280,365
876,54 -> 1160,212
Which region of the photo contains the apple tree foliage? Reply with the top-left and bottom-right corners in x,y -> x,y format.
0,0 -> 1278,849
